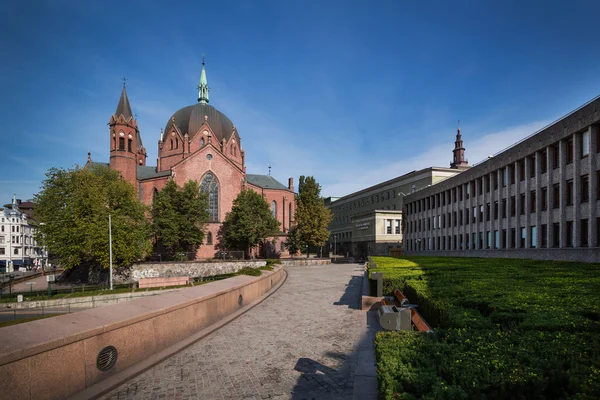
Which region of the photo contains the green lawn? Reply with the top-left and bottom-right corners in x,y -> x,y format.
371,256 -> 600,400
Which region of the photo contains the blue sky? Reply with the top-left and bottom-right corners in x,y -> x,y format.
2,0 -> 600,201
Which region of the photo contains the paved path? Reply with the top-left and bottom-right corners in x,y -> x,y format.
101,263 -> 375,400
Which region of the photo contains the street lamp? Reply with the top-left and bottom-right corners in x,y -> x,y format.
109,214 -> 113,291
38,223 -> 46,271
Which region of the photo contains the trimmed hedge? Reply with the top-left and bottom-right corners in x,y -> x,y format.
372,256 -> 600,399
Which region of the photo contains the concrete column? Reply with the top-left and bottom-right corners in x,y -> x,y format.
559,139 -> 567,248
506,163 -> 516,249
515,160 -> 522,248
573,131 -> 581,247
589,125 -> 598,247
546,145 -> 555,247
474,179 -> 480,249
535,150 -> 542,248
498,169 -> 505,248
524,156 -> 531,249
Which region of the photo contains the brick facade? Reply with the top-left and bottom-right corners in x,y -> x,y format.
89,76 -> 296,259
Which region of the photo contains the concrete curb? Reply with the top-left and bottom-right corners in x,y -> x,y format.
353,273 -> 381,400
67,268 -> 289,400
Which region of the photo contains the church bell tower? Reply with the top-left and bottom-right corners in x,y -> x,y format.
109,81 -> 142,189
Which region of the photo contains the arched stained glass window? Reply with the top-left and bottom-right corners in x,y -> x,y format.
200,138 -> 205,147
206,232 -> 213,245
200,172 -> 219,221
271,200 -> 277,219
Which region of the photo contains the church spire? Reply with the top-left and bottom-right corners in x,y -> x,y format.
198,57 -> 209,104
115,80 -> 133,120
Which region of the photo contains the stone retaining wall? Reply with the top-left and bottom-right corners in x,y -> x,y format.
115,260 -> 267,283
2,288 -> 181,310
279,259 -> 331,266
0,266 -> 285,400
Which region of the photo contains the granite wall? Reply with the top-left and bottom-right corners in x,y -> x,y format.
115,260 -> 267,283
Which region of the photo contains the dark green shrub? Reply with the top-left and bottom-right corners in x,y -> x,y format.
236,267 -> 262,276
372,256 -> 600,399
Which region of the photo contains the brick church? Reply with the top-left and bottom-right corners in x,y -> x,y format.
87,61 -> 296,258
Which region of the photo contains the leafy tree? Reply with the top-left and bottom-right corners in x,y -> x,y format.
152,179 -> 209,259
34,165 -> 152,281
284,224 -> 303,258
294,176 -> 332,258
222,189 -> 280,258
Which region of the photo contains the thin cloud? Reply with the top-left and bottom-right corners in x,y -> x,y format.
322,120 -> 550,197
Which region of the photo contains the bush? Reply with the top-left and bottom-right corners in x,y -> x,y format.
236,267 -> 262,276
266,258 -> 280,268
372,256 -> 600,399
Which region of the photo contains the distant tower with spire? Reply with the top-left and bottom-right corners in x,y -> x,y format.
198,56 -> 209,104
450,122 -> 469,169
108,79 -> 146,190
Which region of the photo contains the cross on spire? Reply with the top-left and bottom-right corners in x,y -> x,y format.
198,57 -> 209,104
122,76 -> 127,87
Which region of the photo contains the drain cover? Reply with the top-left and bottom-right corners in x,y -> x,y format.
97,346 -> 118,371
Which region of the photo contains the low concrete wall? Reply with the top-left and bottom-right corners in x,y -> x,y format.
280,259 -> 331,266
0,266 -> 285,400
406,247 -> 600,263
115,260 -> 267,283
2,288 -> 181,310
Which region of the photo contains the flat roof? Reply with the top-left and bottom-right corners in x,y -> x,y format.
329,166 -> 463,204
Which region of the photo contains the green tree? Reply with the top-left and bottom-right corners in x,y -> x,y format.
34,165 -> 152,281
222,189 -> 280,258
152,179 -> 209,259
284,224 -> 303,258
294,176 -> 332,258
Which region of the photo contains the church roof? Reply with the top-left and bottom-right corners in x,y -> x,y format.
137,166 -> 171,180
115,86 -> 133,120
163,62 -> 240,145
246,174 -> 288,190
163,103 -> 240,144
87,161 -> 109,169
87,162 -> 171,181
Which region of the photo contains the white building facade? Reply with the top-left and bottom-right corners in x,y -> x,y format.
0,196 -> 46,272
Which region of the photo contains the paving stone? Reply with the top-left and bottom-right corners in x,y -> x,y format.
101,263 -> 367,400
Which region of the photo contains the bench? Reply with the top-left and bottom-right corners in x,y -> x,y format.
138,276 -> 190,289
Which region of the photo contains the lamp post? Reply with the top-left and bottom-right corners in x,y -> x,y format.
109,214 -> 113,291
38,223 -> 46,272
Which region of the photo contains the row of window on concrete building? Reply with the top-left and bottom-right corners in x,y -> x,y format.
403,98 -> 599,262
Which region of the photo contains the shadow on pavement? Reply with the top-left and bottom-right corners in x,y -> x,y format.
291,271 -> 381,400
333,275 -> 363,310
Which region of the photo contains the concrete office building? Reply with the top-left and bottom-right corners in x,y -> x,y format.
326,132 -> 469,258
404,95 -> 600,263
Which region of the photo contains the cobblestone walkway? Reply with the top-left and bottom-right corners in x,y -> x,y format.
101,263 -> 367,400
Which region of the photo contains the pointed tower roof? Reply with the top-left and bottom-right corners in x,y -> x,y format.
198,57 -> 209,104
115,84 -> 133,120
